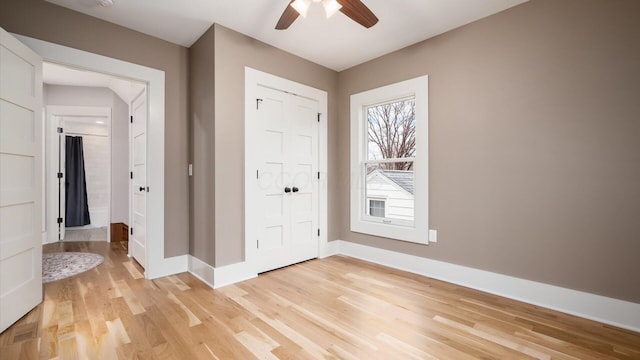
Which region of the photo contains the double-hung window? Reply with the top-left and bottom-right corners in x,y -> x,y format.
350,76 -> 429,244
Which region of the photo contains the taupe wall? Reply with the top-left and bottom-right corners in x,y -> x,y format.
189,24 -> 339,267
1,0 -> 190,257
338,0 -> 640,303
189,27 -> 216,265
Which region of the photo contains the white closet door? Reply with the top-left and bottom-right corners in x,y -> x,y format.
289,95 -> 319,264
254,86 -> 319,273
256,86 -> 292,273
0,27 -> 43,333
130,89 -> 147,269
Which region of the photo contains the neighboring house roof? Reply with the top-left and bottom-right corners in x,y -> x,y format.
378,170 -> 414,195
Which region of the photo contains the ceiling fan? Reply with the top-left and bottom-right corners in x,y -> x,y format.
276,0 -> 379,30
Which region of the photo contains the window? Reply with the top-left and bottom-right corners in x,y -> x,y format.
368,199 -> 386,217
350,76 -> 428,244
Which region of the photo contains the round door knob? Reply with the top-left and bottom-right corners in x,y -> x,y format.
284,187 -> 291,193
292,187 -> 299,193
139,186 -> 146,192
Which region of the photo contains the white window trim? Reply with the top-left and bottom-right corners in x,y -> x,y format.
350,75 -> 429,244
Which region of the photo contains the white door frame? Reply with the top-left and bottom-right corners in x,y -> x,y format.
15,34 -> 171,279
45,106 -> 112,244
244,67 -> 329,272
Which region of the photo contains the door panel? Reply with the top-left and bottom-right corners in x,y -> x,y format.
0,27 -> 43,333
0,100 -> 34,155
255,86 -> 318,273
289,95 -> 318,263
131,89 -> 147,269
256,88 -> 291,272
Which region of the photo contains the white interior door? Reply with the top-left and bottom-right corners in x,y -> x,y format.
254,86 -> 319,273
289,95 -> 319,264
130,89 -> 147,269
0,27 -> 43,333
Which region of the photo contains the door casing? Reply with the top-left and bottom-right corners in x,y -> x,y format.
44,106 -> 112,244
14,34 -> 173,279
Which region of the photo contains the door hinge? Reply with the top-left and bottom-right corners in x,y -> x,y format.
317,172 -> 320,180
57,172 -> 63,179
130,115 -> 133,124
317,229 -> 320,237
57,127 -> 63,133
256,169 -> 259,179
130,171 -> 133,179
257,239 -> 259,249
57,217 -> 63,224
317,113 -> 321,122
130,227 -> 133,235
256,98 -> 263,110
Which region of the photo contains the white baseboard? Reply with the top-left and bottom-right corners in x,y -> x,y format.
188,255 -> 216,288
146,255 -> 188,279
333,240 -> 640,332
320,240 -> 341,258
188,255 -> 257,289
157,241 -> 640,332
213,260 -> 257,289
42,231 -> 51,245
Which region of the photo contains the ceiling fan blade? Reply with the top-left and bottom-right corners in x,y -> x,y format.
276,1 -> 300,30
337,0 -> 379,28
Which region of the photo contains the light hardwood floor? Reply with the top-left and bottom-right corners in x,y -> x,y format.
1,241 -> 639,359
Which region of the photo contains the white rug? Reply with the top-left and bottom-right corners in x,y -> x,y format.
42,252 -> 104,283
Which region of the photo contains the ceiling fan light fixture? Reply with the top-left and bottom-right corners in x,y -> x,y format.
291,0 -> 311,18
322,0 -> 342,18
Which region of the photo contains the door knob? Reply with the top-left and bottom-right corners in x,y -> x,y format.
292,187 -> 299,193
284,187 -> 291,193
139,186 -> 146,192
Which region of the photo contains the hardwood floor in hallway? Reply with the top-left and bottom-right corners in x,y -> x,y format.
1,241 -> 639,359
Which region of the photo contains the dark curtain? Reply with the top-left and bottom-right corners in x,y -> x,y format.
65,136 -> 91,227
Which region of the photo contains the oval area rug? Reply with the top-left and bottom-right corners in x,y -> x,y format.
43,252 -> 104,283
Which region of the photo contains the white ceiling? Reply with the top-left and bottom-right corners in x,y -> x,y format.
45,0 -> 528,71
43,62 -> 145,103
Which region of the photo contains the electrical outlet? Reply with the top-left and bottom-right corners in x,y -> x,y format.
429,229 -> 437,243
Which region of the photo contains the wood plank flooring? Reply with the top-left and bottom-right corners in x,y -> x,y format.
1,241 -> 639,359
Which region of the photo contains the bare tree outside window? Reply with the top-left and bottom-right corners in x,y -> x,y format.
367,98 -> 416,170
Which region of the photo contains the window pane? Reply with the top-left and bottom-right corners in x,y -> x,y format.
369,200 -> 385,217
365,162 -> 414,222
367,98 -> 416,162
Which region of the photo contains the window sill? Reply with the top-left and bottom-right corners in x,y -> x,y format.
350,218 -> 428,245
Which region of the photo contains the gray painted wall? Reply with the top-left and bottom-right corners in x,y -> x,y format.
189,24 -> 339,267
337,0 -> 640,303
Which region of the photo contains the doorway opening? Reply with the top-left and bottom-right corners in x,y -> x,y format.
12,33 -> 169,279
43,63 -> 145,249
